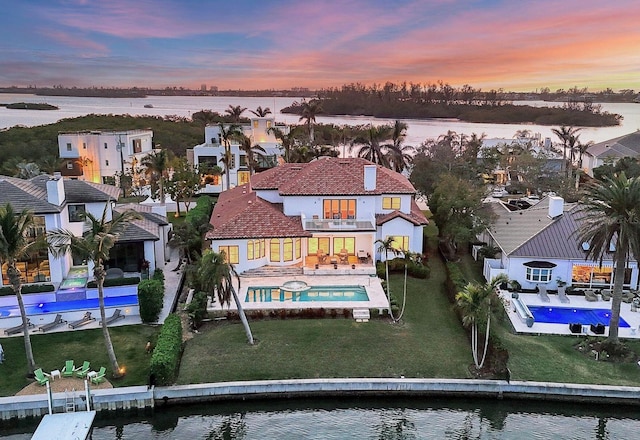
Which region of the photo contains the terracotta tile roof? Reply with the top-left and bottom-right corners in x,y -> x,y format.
207,184 -> 311,240
376,200 -> 429,226
251,157 -> 416,195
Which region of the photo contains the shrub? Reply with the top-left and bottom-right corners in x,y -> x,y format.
0,283 -> 55,296
186,291 -> 209,328
186,195 -> 214,229
444,262 -> 466,303
408,261 -> 430,279
87,276 -> 140,288
138,279 -> 164,323
149,314 -> 182,385
152,269 -> 165,284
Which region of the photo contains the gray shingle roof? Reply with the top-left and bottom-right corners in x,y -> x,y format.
116,203 -> 169,226
587,131 -> 640,159
0,176 -> 60,213
486,197 -> 576,256
116,222 -> 159,243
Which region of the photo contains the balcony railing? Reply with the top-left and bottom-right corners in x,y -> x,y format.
301,214 -> 376,231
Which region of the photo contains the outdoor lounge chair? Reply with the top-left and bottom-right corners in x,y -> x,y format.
38,314 -> 67,332
317,249 -> 327,264
33,368 -> 50,386
538,285 -> 550,303
600,289 -> 612,301
68,312 -> 96,329
90,366 -> 107,385
75,361 -> 91,378
339,248 -> 349,264
621,291 -> 636,303
61,360 -> 76,377
100,309 -> 125,325
5,319 -> 34,335
584,289 -> 599,302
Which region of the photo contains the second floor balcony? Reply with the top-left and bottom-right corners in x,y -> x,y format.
301,213 -> 376,232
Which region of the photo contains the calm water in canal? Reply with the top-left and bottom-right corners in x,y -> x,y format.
2,396 -> 639,439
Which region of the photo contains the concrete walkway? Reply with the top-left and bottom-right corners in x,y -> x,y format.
156,246 -> 184,323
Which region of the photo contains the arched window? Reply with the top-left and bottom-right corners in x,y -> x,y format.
270,239 -> 280,262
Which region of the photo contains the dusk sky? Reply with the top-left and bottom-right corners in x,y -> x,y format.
2,0 -> 639,92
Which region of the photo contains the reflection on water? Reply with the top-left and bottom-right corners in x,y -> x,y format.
3,397 -> 640,439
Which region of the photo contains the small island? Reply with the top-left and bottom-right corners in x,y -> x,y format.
2,102 -> 59,110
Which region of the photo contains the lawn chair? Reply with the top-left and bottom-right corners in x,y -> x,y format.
558,286 -> 570,304
5,319 -> 34,335
99,309 -> 125,325
68,312 -> 95,329
61,360 -> 76,377
584,289 -> 599,302
538,284 -> 550,303
317,249 -> 327,265
339,248 -> 349,265
75,361 -> 91,378
90,366 -> 107,384
39,314 -> 67,332
33,368 -> 50,386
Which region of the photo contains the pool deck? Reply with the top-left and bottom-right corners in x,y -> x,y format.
499,289 -> 640,339
208,275 -> 389,312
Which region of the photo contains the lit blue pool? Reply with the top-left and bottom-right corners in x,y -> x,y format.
246,285 -> 369,302
0,295 -> 139,318
529,306 -> 631,327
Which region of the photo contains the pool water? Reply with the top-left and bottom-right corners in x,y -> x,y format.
529,306 -> 631,327
0,295 -> 139,318
246,285 -> 369,302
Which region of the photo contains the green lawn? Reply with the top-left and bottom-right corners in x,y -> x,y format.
177,269 -> 472,384
0,325 -> 159,396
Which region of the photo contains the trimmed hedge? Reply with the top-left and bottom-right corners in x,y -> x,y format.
152,268 -> 165,283
375,258 -> 431,279
186,195 -> 214,228
86,276 -> 141,288
149,314 -> 183,385
0,283 -> 56,296
444,262 -> 467,304
138,279 -> 164,323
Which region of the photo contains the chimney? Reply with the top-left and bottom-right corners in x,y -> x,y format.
548,196 -> 564,218
46,175 -> 65,206
364,165 -> 377,191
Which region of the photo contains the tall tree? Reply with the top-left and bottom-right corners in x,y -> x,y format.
250,106 -> 271,117
165,158 -> 202,217
299,100 -> 323,143
141,149 -> 171,203
456,274 -> 508,369
0,204 -> 45,374
196,250 -> 254,344
237,134 -> 266,175
387,120 -> 414,172
576,173 -> 640,344
47,207 -> 142,377
218,123 -> 242,190
267,126 -> 301,163
552,126 -> 582,178
351,124 -> 393,168
375,237 -> 399,303
225,105 -> 247,122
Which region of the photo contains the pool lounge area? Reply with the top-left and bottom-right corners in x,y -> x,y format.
500,289 -> 640,338
210,275 -> 389,313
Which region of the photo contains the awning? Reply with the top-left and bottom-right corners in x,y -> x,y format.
523,261 -> 557,269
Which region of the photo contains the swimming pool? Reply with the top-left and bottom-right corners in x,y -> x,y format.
529,306 -> 631,327
246,286 -> 369,303
0,295 -> 139,318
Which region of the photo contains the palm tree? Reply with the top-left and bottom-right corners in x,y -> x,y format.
0,204 -> 45,374
299,100 -> 323,144
351,124 -> 393,168
225,105 -> 247,122
573,140 -> 594,189
552,126 -> 582,178
196,250 -> 254,344
455,274 -> 508,369
576,173 -> 640,344
218,123 -> 242,190
267,126 -> 301,163
141,150 -> 170,203
237,134 -> 266,175
375,237 -> 399,302
387,120 -> 414,172
47,207 -> 142,377
250,106 -> 271,117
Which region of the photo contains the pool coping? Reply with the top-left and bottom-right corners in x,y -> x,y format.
208,274 -> 389,312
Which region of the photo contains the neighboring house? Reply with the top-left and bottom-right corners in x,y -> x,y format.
206,157 -> 428,274
583,130 -> 640,176
187,116 -> 286,193
478,196 -> 639,291
58,129 -> 155,186
0,174 -> 165,286
479,135 -> 561,185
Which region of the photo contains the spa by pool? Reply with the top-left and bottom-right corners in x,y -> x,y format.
246,285 -> 369,302
528,306 -> 631,327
